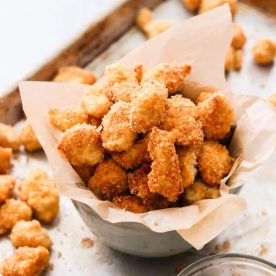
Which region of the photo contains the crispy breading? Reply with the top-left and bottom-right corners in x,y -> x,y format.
197,91 -> 234,139
0,199 -> 32,235
0,246 -> 49,276
0,175 -> 15,203
142,63 -> 191,94
252,39 -> 276,65
10,220 -> 52,249
112,136 -> 150,169
225,47 -> 235,72
200,0 -> 237,16
53,66 -> 96,84
267,93 -> 276,106
0,123 -> 20,151
232,24 -> 247,49
136,8 -> 152,30
182,0 -> 201,11
108,81 -> 139,103
0,147 -> 12,174
102,101 -> 137,151
148,127 -> 182,202
198,141 -> 233,185
112,195 -> 147,213
48,107 -> 88,132
183,181 -> 220,204
162,95 -> 203,146
19,169 -> 59,224
20,122 -> 42,152
143,20 -> 173,39
130,81 -> 168,133
58,124 -> 104,166
73,165 -> 96,184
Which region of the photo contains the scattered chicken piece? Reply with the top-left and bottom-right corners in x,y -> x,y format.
252,39 -> 276,65
225,47 -> 235,72
0,123 -> 20,151
233,49 -> 243,70
112,195 -> 147,213
20,122 -> 42,152
136,8 -> 153,30
232,24 -> 247,49
0,175 -> 15,203
199,0 -> 237,16
182,0 -> 201,12
143,20 -> 173,39
0,147 -> 12,174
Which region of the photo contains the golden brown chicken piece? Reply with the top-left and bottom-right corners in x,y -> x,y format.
130,80 -> 168,133
143,20 -> 173,39
183,181 -> 220,204
0,123 -> 20,151
88,159 -> 128,200
0,147 -> 12,174
198,141 -> 233,185
10,220 -> 52,249
0,246 -> 50,276
225,47 -> 235,72
0,199 -> 32,235
252,39 -> 276,65
20,122 -> 42,152
199,0 -> 237,16
19,169 -> 59,224
136,8 -> 153,30
58,124 -> 104,166
232,24 -> 247,49
267,93 -> 276,106
162,95 -> 203,146
182,0 -> 201,12
0,175 -> 15,203
112,195 -> 148,213
112,136 -> 150,169
73,165 -> 96,184
102,101 -> 137,151
197,91 -> 234,139
108,81 -> 139,103
53,66 -> 96,84
148,127 -> 182,202
233,49 -> 243,71
48,107 -> 88,132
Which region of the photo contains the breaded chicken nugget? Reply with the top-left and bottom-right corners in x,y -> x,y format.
48,107 -> 88,132
182,0 -> 201,12
53,66 -> 96,84
0,123 -> 20,151
19,169 -> 59,224
162,95 -> 203,146
10,220 -> 52,249
148,127 -> 182,202
0,199 -> 32,235
198,141 -> 233,185
267,93 -> 276,106
20,122 -> 42,152
136,8 -> 153,30
102,101 -> 137,151
0,147 -> 12,174
142,64 -> 191,94
73,165 -> 96,184
183,181 -> 220,204
197,91 -> 234,139
112,136 -> 150,169
252,39 -> 276,65
225,47 -> 235,72
232,24 -> 247,49
233,49 -> 243,71
88,160 -> 128,200
58,124 -> 104,166
0,175 -> 15,203
200,0 -> 237,16
112,195 -> 147,213
130,81 -> 168,133
143,20 -> 173,39
0,246 -> 49,276
108,81 -> 139,103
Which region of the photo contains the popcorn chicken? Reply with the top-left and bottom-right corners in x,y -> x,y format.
225,47 -> 235,72
0,175 -> 15,203
112,136 -> 150,169
88,160 -> 128,200
148,127 -> 182,202
182,0 -> 201,12
108,81 -> 139,103
19,169 -> 59,224
143,20 -> 173,39
130,81 -> 168,133
0,199 -> 32,235
53,66 -> 96,84
112,195 -> 147,213
102,101 -> 137,151
0,123 -> 20,151
10,220 -> 52,249
232,24 -> 247,49
136,8 -> 153,30
197,91 -> 234,139
20,122 -> 42,152
0,246 -> 49,276
73,165 -> 96,184
0,147 -> 12,174
48,107 -> 88,132
267,93 -> 276,106
183,181 -> 220,204
233,49 -> 243,71
200,0 -> 237,16
198,141 -> 233,185
58,124 -> 104,166
252,39 -> 276,65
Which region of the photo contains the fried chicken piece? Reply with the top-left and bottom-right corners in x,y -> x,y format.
10,220 -> 52,249
102,101 -> 137,151
0,123 -> 20,151
112,195 -> 147,213
198,141 -> 233,185
88,160 -> 128,200
182,0 -> 201,12
142,64 -> 191,95
0,246 -> 49,276
267,93 -> 276,106
0,148 -> 12,174
108,81 -> 139,103
53,66 -> 96,84
148,127 -> 182,202
183,181 -> 220,204
136,8 -> 153,30
232,24 -> 247,49
197,91 -> 234,139
0,199 -> 32,235
178,147 -> 197,189
20,122 -> 42,152
225,47 -> 234,72
73,165 -> 96,184
252,39 -> 276,65
58,124 -> 104,166
48,107 -> 88,132
143,20 -> 173,39
200,0 -> 237,16
233,49 -> 243,71
0,175 -> 15,203
130,81 -> 168,133
19,169 -> 59,224
112,136 -> 150,169
162,95 -> 203,146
